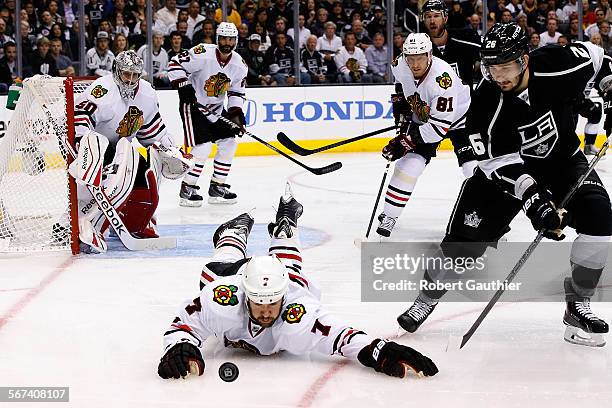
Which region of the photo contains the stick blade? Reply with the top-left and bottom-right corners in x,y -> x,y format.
310,161 -> 342,175
277,132 -> 313,156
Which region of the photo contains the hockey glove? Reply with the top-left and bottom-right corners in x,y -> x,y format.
158,342 -> 205,379
358,339 -> 439,378
391,93 -> 411,124
522,185 -> 566,240
382,123 -> 424,161
175,79 -> 197,105
223,107 -> 246,137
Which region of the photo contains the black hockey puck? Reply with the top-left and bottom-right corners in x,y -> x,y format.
218,362 -> 239,382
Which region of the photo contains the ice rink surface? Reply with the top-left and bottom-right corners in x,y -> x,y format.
1,151 -> 612,407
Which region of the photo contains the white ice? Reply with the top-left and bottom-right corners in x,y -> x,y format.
1,151 -> 612,408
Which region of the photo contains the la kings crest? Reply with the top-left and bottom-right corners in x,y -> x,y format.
205,72 -> 231,97
518,111 -> 559,159
116,106 -> 144,137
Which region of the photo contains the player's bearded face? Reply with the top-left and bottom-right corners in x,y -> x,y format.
424,12 -> 446,37
486,59 -> 523,91
218,36 -> 236,54
248,299 -> 283,327
406,54 -> 430,78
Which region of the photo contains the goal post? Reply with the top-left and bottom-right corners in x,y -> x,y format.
0,75 -> 93,254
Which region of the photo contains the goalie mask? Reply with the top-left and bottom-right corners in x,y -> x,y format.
216,22 -> 239,54
112,50 -> 144,99
403,33 -> 433,78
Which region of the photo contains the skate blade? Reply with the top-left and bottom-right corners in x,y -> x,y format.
283,181 -> 294,201
179,198 -> 203,208
208,197 -> 238,205
564,326 -> 606,347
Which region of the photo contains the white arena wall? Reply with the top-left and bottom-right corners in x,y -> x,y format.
0,84 -> 605,156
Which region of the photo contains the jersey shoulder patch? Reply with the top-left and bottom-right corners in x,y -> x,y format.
436,72 -> 453,89
282,302 -> 307,324
391,55 -> 401,67
192,44 -> 206,54
90,84 -> 108,99
212,284 -> 240,306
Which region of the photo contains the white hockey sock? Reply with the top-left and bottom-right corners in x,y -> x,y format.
211,137 -> 237,184
383,153 -> 427,218
183,143 -> 212,186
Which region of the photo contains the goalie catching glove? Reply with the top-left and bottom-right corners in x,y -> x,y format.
158,342 -> 205,379
151,142 -> 194,180
358,339 -> 438,378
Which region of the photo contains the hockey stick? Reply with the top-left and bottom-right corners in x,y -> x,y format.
455,137 -> 611,349
277,125 -> 396,156
30,82 -> 176,251
195,103 -> 342,175
354,160 -> 392,247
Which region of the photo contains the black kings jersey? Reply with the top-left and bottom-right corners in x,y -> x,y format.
431,28 -> 481,87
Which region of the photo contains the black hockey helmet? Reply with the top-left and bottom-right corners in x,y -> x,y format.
480,23 -> 528,66
421,0 -> 448,18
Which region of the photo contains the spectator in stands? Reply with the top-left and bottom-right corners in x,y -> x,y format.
311,7 -> 329,37
30,36 -> 59,76
448,0 -> 468,29
272,17 -> 294,48
130,20 -> 148,50
586,8 -> 607,38
113,0 -> 136,31
48,0 -> 64,25
367,6 -> 386,39
192,19 -> 215,45
540,18 -> 561,46
392,31 -> 404,59
166,31 -> 185,59
0,18 -> 12,60
301,35 -> 327,84
49,23 -> 73,59
359,0 -> 375,24
236,23 -> 250,55
242,5 -> 257,29
468,13 -> 482,37
317,21 -> 341,80
112,12 -> 129,37
86,31 -> 114,77
242,33 -> 275,85
255,7 -> 270,32
112,33 -> 129,55
352,20 -> 372,51
566,16 -> 580,42
601,0 -> 612,23
590,31 -> 604,48
38,10 -> 54,37
97,19 -> 113,40
600,21 -> 612,52
131,0 -> 147,28
137,30 -> 170,88
336,32 -> 370,83
24,1 -> 38,29
265,32 -> 310,85
270,0 -> 293,26
0,41 -> 17,89
529,31 -> 540,51
85,0 -> 104,31
50,37 -> 74,77
500,9 -> 513,24
215,0 -> 242,28
157,0 -> 179,28
187,1 -> 205,39
288,14 -> 311,49
365,32 -> 387,83
60,0 -> 78,28
558,35 -> 569,46
559,0 -> 578,23
583,0 -> 598,27
516,12 -> 531,36
304,0 -> 317,29
254,21 -> 272,51
330,2 -> 348,32
523,0 -> 538,27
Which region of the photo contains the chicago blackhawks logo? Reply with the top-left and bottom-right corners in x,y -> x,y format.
282,303 -> 306,324
213,284 -> 239,306
407,92 -> 431,123
436,72 -> 453,89
204,72 -> 231,97
193,44 -> 206,54
115,106 -> 144,137
91,84 -> 108,98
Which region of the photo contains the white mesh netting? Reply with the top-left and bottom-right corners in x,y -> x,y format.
0,76 -> 90,252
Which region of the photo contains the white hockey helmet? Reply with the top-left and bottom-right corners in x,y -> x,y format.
216,21 -> 239,52
112,50 -> 144,99
403,33 -> 433,56
241,255 -> 289,305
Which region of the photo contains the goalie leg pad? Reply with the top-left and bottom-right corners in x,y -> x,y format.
69,130 -> 109,187
119,168 -> 160,238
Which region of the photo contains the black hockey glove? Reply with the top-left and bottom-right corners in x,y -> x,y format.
222,106 -> 246,137
358,339 -> 439,378
522,185 -> 566,240
391,93 -> 411,124
382,123 -> 424,161
158,342 -> 204,379
175,79 -> 197,105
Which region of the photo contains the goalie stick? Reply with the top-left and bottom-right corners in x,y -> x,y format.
277,125 -> 397,156
455,137 -> 611,349
195,103 -> 342,175
31,78 -> 176,251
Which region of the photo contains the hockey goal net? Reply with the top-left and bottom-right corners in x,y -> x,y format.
0,76 -> 93,254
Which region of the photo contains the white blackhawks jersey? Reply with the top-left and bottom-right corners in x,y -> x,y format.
86,48 -> 115,77
74,75 -> 171,147
392,55 -> 470,144
163,272 -> 374,361
167,43 -> 248,122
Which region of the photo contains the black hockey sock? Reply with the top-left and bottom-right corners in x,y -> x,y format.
568,262 -> 603,299
584,133 -> 597,146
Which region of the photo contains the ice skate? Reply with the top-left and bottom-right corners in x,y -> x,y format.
208,181 -> 237,204
376,212 -> 397,238
179,182 -> 203,207
268,182 -> 303,239
397,293 -> 438,333
563,278 -> 608,347
213,212 -> 254,248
